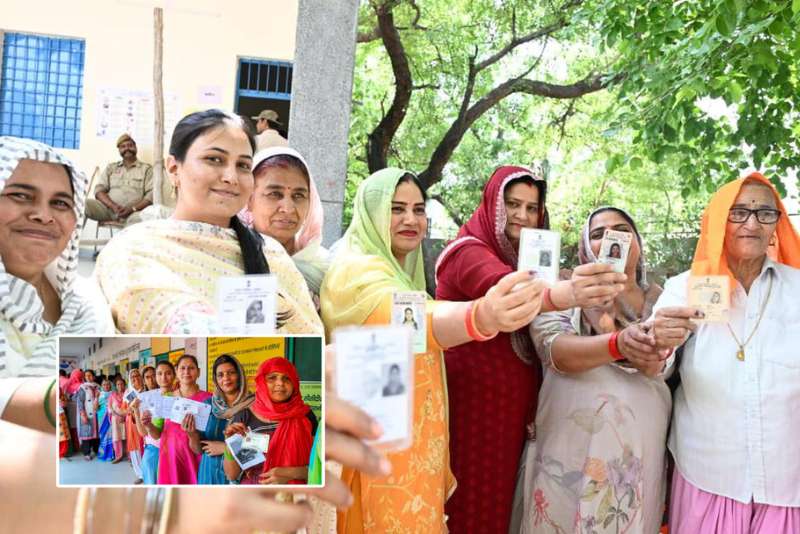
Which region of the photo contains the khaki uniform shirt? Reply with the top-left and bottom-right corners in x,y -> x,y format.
95,160 -> 153,207
255,129 -> 288,151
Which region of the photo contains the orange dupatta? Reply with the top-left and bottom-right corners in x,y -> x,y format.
691,172 -> 800,288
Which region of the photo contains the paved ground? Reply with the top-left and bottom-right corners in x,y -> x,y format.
59,453 -> 141,485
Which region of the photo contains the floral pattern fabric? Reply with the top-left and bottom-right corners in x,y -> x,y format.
520,307 -> 671,534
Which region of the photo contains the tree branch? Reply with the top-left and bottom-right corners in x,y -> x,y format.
366,3 -> 414,172
418,72 -> 617,189
357,27 -> 382,43
474,0 -> 584,73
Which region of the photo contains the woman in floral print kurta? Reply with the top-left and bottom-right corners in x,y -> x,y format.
520,207 -> 671,534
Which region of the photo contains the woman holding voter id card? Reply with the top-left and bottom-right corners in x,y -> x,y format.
95,109 -> 322,336
321,168 -> 548,534
239,146 -> 331,305
650,173 -> 800,533
520,206 -> 669,534
197,354 -> 254,485
155,354 -> 211,484
222,356 -> 315,485
435,166 -> 627,533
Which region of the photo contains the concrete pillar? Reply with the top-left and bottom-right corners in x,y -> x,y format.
288,0 -> 360,246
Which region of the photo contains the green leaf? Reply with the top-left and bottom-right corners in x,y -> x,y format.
729,80 -> 743,103
629,156 -> 643,170
793,0 -> 800,14
716,13 -> 734,36
597,486 -> 614,524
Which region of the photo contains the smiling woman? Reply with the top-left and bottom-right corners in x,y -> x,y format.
93,110 -> 323,336
0,136 -> 112,431
239,146 -> 332,303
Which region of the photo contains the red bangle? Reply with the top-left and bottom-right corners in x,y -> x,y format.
543,287 -> 555,310
608,331 -> 625,361
466,299 -> 497,342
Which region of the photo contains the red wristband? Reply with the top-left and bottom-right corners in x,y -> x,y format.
608,331 -> 625,361
466,299 -> 497,342
543,287 -> 555,310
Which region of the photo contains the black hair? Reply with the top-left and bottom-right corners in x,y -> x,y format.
59,369 -> 67,377
505,175 -> 548,228
212,354 -> 242,385
397,173 -> 428,202
389,363 -> 401,373
175,354 -> 199,369
156,360 -> 175,373
169,109 -> 268,275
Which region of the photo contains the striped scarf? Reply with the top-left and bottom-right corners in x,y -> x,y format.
0,136 -> 103,377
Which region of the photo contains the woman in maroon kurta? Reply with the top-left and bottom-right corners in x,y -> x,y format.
435,165 -> 549,533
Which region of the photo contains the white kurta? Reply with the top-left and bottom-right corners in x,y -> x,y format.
655,259 -> 800,506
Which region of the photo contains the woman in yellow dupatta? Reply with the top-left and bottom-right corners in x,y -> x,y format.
321,168 -> 547,533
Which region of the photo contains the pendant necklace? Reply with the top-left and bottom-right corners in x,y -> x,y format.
725,274 -> 773,361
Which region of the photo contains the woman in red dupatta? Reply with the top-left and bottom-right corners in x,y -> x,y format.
223,357 -> 315,485
435,165 -> 625,533
435,166 -> 549,533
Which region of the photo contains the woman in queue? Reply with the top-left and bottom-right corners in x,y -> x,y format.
241,146 -> 331,303
197,354 -> 253,484
321,167 -> 547,533
651,173 -> 800,533
521,206 -> 670,534
435,166 -> 625,533
95,110 -> 322,336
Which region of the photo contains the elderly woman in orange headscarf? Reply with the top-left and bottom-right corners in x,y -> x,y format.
649,173 -> 800,534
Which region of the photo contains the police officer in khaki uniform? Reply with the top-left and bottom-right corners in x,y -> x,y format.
252,109 -> 288,151
85,134 -> 153,225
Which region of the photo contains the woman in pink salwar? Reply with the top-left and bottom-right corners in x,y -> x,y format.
157,354 -> 211,484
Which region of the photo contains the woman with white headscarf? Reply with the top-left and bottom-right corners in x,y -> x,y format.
239,146 -> 331,302
521,206 -> 670,534
0,136 -> 112,432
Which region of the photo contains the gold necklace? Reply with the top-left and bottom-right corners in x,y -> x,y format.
725,274 -> 773,361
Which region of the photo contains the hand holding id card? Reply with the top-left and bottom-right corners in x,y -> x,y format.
216,275 -> 277,335
598,230 -> 633,273
392,292 -> 427,354
518,228 -> 561,284
169,397 -> 211,431
334,325 -> 414,451
687,275 -> 730,322
226,432 -> 265,471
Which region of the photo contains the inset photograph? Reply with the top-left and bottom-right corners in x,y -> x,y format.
57,335 -> 323,487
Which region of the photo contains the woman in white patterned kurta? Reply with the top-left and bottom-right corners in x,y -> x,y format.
521,207 -> 670,534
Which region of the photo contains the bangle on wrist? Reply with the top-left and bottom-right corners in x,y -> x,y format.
44,378 -> 57,428
608,331 -> 625,361
466,299 -> 497,342
543,287 -> 555,310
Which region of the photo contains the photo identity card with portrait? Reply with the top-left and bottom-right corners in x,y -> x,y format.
243,431 -> 270,453
169,397 -> 211,431
518,228 -> 561,284
137,389 -> 164,417
598,229 -> 633,273
226,432 -> 265,471
687,275 -> 730,322
392,291 -> 427,354
334,325 -> 414,451
216,274 -> 277,335
123,388 -> 139,404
